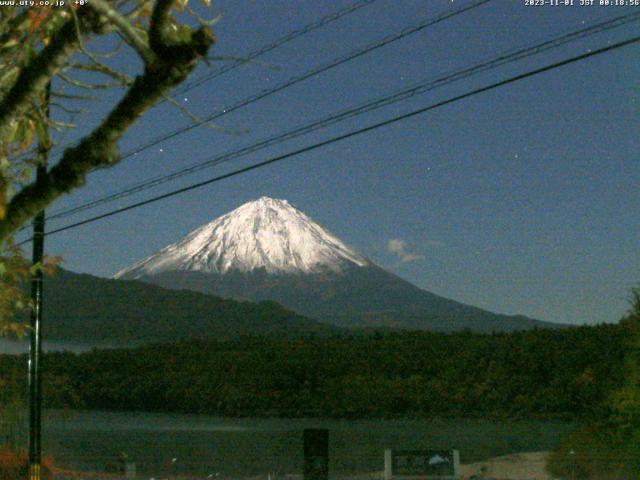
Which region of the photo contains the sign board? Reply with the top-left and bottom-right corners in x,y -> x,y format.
125,462 -> 136,480
303,429 -> 328,480
384,449 -> 460,480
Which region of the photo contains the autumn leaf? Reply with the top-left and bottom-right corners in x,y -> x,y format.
28,9 -> 52,34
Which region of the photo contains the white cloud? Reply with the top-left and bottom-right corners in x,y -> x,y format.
387,238 -> 425,263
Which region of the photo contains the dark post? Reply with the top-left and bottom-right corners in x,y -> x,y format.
303,429 -> 328,480
28,84 -> 50,480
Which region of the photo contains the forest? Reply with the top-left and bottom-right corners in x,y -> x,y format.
0,324 -> 626,420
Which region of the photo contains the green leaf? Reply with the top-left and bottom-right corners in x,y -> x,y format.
35,117 -> 52,150
176,24 -> 192,43
2,119 -> 19,144
29,262 -> 43,276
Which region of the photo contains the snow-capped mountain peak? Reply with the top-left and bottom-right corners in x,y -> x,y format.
114,197 -> 369,278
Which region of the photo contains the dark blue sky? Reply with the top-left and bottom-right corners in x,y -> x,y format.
26,0 -> 639,325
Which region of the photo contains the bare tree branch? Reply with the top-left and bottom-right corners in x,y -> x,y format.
68,5 -> 115,69
0,10 -> 99,128
0,2 -> 214,242
149,0 -> 176,55
51,90 -> 98,101
70,62 -> 133,85
89,0 -> 156,64
85,40 -> 126,59
161,93 -> 240,135
51,102 -> 86,115
184,5 -> 221,28
58,73 -> 130,90
50,120 -> 77,131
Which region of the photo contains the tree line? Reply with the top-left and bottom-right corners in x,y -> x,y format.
0,324 -> 626,420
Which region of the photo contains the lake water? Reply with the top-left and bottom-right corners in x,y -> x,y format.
29,410 -> 576,478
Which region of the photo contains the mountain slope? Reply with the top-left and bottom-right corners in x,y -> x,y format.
116,197 -> 561,332
142,265 -> 557,332
40,269 -> 336,346
116,197 -> 368,277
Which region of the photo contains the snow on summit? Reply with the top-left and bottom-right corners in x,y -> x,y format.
115,197 -> 369,278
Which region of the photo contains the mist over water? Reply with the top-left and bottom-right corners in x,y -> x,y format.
0,338 -> 113,355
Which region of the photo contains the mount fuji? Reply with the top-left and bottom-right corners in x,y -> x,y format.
115,197 -> 558,332
116,197 -> 369,277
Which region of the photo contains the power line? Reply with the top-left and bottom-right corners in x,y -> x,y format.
12,0 -> 379,165
20,0 -> 491,227
175,0 -> 380,95
42,10 -> 640,223
17,33 -> 639,245
115,0 -> 491,160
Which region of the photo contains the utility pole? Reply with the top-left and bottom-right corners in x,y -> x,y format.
28,83 -> 50,480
